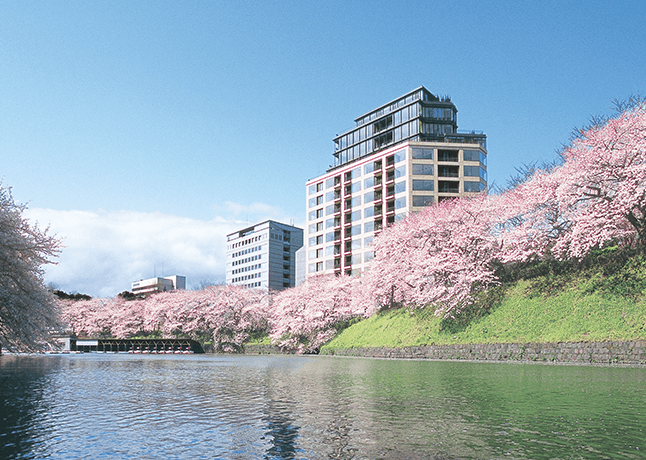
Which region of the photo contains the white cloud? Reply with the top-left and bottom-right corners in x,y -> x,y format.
213,201 -> 302,228
23,208 -> 257,298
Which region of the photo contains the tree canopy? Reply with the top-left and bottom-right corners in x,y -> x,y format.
0,184 -> 61,351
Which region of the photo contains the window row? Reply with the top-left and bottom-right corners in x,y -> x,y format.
229,234 -> 262,249
232,272 -> 261,283
232,254 -> 261,266
337,105 -> 421,151
335,123 -> 418,164
232,245 -> 261,259
308,250 -> 378,273
232,263 -> 261,275
312,165 -> 482,210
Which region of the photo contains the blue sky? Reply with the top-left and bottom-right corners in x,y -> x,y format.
2,0 -> 645,296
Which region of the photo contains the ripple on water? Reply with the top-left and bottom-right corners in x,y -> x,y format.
1,354 -> 645,459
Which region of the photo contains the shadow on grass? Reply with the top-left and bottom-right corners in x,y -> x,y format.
439,284 -> 510,334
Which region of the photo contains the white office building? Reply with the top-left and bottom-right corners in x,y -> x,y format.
131,275 -> 186,296
226,220 -> 303,291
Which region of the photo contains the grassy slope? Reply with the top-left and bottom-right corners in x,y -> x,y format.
322,250 -> 646,350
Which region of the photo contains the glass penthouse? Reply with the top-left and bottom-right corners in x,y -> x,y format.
305,86 -> 487,277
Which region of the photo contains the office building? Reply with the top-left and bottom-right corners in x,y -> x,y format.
226,220 -> 303,290
305,86 -> 487,277
131,275 -> 186,296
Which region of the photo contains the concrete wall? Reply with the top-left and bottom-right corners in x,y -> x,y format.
320,340 -> 646,365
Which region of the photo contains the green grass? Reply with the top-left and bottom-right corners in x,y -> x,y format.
322,249 -> 646,350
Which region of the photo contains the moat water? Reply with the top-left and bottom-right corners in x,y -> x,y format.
1,354 -> 644,459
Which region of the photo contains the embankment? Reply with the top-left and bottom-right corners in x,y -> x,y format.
321,340 -> 646,365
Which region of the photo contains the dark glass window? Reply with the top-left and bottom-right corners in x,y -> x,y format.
412,179 -> 434,191
438,181 -> 459,193
412,164 -> 434,176
464,181 -> 484,192
412,195 -> 434,207
438,149 -> 459,162
412,148 -> 433,160
463,149 -> 481,162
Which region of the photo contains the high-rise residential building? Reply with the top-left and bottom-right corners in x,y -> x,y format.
226,220 -> 303,290
305,86 -> 487,277
131,275 -> 186,296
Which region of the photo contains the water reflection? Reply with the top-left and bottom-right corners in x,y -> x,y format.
0,356 -> 62,459
1,354 -> 644,459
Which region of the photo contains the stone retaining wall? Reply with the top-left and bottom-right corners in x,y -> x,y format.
320,340 -> 646,365
243,344 -> 288,355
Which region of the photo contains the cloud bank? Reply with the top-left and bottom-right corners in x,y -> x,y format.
25,204 -> 302,298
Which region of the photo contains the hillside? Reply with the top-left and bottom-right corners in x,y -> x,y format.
321,248 -> 646,350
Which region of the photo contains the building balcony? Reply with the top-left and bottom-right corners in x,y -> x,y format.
438,165 -> 459,178
438,149 -> 459,162
438,181 -> 460,193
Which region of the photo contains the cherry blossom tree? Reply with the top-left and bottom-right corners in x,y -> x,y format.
60,297 -> 115,338
269,274 -> 373,353
549,102 -> 646,258
367,194 -> 505,318
0,184 -> 61,351
59,285 -> 272,352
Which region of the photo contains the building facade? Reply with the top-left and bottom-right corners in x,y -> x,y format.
305,86 -> 487,277
226,220 -> 303,291
131,275 -> 186,296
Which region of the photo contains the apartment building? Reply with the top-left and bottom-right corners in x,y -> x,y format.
131,275 -> 186,296
226,220 -> 303,290
305,86 -> 487,277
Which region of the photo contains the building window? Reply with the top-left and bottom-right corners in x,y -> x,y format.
411,148 -> 433,160
412,164 -> 434,176
308,182 -> 323,195
438,165 -> 459,178
438,181 -> 460,193
463,149 -> 481,162
438,149 -> 459,162
394,165 -> 406,179
464,181 -> 485,192
394,149 -> 406,163
412,195 -> 434,207
412,179 -> 434,191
